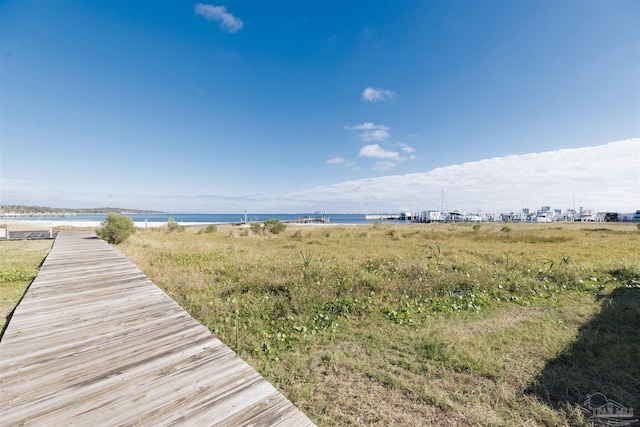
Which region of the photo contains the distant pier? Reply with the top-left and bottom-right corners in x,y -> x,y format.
365,214 -> 400,220
229,216 -> 330,226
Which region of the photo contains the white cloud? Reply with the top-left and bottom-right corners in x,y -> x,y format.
372,161 -> 397,171
359,144 -> 399,159
346,122 -> 383,131
289,138 -> 640,213
362,87 -> 397,102
326,157 -> 346,164
364,129 -> 390,142
396,143 -> 415,153
344,125 -> 416,170
346,122 -> 390,142
194,4 -> 243,33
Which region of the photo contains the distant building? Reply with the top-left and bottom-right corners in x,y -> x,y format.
604,212 -> 619,222
503,211 -> 525,222
578,209 -> 597,222
418,210 -> 443,222
399,211 -> 413,221
447,211 -> 464,222
465,213 -> 482,222
536,211 -> 553,222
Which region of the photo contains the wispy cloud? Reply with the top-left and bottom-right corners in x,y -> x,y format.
372,161 -> 397,171
346,122 -> 390,142
362,87 -> 396,102
326,157 -> 345,165
326,157 -> 359,170
397,143 -> 415,153
194,4 -> 243,33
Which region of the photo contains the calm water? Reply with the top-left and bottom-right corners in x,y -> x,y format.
11,213 -> 406,225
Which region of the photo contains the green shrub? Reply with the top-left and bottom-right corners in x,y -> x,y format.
96,213 -> 136,244
251,223 -> 263,235
167,218 -> 185,233
200,224 -> 217,234
501,225 -> 512,233
264,219 -> 286,234
472,224 -> 481,231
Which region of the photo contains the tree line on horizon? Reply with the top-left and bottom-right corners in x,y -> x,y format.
0,205 -> 163,215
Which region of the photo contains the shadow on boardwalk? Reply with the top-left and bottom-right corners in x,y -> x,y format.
525,286 -> 640,417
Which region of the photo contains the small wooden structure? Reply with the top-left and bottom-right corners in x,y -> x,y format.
0,230 -> 314,426
0,222 -> 55,240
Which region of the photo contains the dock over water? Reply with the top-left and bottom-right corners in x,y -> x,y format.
0,230 -> 314,426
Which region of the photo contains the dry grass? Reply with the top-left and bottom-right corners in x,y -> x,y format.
117,222 -> 639,426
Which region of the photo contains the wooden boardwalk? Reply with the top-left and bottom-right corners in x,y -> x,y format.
0,231 -> 314,426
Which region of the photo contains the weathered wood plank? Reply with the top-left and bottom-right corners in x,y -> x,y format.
0,230 -> 314,426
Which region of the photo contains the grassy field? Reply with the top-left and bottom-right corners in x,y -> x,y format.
117,222 -> 639,426
1,223 -> 637,425
0,239 -> 53,333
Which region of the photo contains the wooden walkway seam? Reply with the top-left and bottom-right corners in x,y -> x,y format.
0,230 -> 314,426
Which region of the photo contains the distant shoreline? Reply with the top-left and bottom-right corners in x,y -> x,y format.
0,220 -> 164,229
0,219 -> 341,230
0,209 -> 163,216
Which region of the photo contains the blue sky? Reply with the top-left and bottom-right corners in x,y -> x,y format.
1,1 -> 638,213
